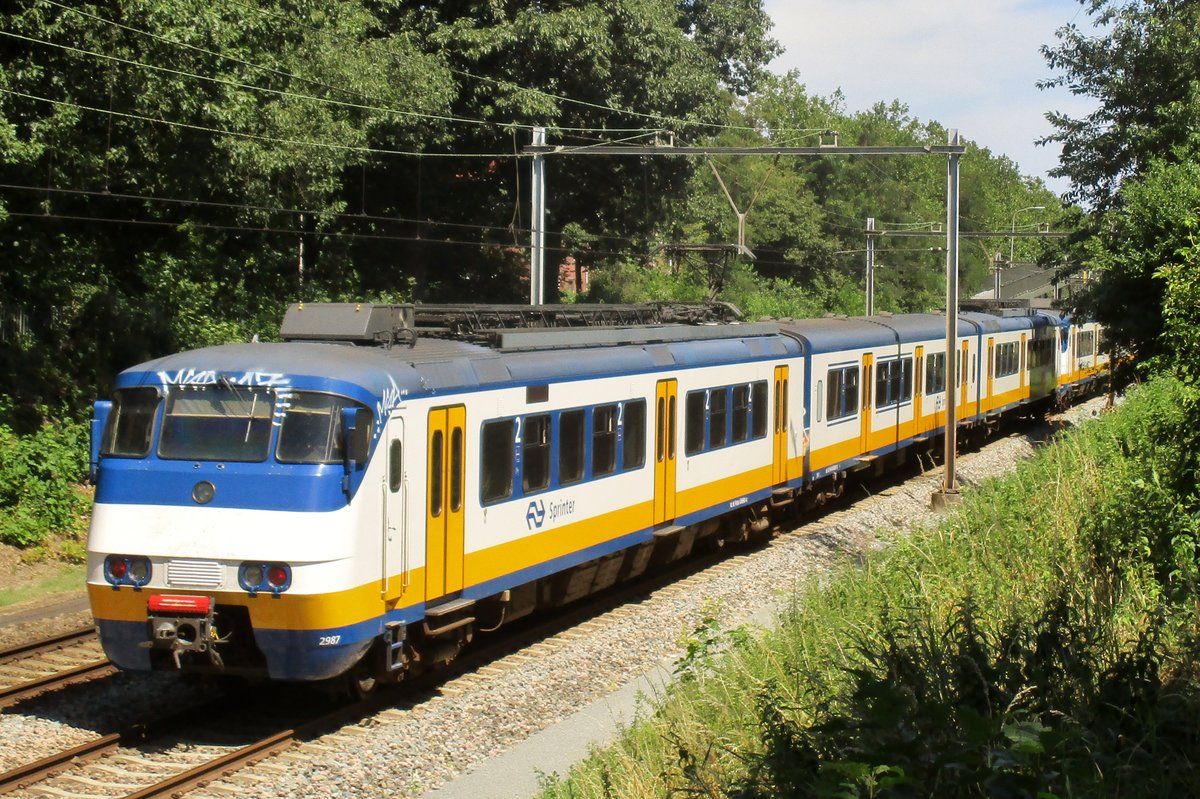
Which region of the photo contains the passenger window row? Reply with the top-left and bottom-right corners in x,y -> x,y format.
480,399 -> 648,504
684,381 -> 769,456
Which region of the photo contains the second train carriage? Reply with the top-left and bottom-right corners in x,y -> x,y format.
86,302 -> 1106,689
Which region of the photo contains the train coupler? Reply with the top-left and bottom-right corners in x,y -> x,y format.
140,594 -> 227,668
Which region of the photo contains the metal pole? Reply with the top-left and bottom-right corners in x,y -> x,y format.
530,126 -> 547,306
993,253 -> 1003,299
865,217 -> 876,316
941,130 -> 962,500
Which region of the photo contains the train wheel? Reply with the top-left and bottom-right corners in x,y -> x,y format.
345,659 -> 379,700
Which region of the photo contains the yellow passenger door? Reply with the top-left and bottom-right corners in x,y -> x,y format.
653,380 -> 677,525
772,366 -> 789,484
425,405 -> 465,602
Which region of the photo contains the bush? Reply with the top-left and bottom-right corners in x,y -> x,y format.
0,400 -> 91,548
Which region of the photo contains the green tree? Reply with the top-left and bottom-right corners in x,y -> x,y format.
1041,0 -> 1200,211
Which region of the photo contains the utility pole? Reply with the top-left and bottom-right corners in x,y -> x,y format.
865,217 -> 876,316
934,130 -> 963,510
993,252 -> 1004,298
530,126 -> 547,306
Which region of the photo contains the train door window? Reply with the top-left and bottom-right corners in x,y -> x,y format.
481,420 -> 515,503
925,353 -> 946,395
388,440 -> 402,493
782,378 -> 789,431
622,400 -> 646,470
104,387 -> 159,457
449,428 -> 463,512
656,397 -> 665,462
971,354 -> 976,384
826,365 -> 859,421
667,394 -> 677,459
709,388 -> 728,449
815,381 -> 823,423
592,405 -> 617,477
522,414 -> 551,493
731,385 -> 750,443
429,430 -> 444,518
685,391 -> 706,454
751,381 -> 768,438
559,409 -> 585,485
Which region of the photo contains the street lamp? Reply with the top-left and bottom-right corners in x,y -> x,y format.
1005,205 -> 1046,298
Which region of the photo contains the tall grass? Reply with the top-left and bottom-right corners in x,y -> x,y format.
538,377 -> 1200,798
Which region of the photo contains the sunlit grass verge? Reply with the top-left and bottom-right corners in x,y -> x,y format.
0,564 -> 86,609
537,377 -> 1200,799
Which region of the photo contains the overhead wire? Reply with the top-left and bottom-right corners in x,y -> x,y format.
5,211 -> 650,261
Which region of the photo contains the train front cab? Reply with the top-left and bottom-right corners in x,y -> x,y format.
87,372 -> 408,683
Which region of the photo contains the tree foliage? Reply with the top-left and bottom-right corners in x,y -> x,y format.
1040,0 -> 1200,211
1041,1 -> 1200,367
1,0 -> 1058,430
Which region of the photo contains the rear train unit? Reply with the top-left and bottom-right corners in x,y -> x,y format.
86,302 -> 1108,689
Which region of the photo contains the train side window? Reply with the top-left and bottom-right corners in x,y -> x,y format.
1078,331 -> 1095,358
731,385 -> 750,443
388,440 -> 402,493
522,414 -> 551,493
103,387 -> 159,457
709,388 -> 728,449
815,381 -> 823,423
826,366 -> 859,420
429,430 -> 444,518
751,381 -> 768,438
622,400 -> 646,470
481,420 -> 515,503
925,353 -> 946,395
592,405 -> 617,477
449,427 -> 463,512
685,391 -> 705,454
559,409 -> 585,486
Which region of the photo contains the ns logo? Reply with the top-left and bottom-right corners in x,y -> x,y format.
526,500 -> 546,530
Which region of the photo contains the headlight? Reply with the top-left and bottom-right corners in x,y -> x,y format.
239,562 -> 291,597
104,555 -> 152,589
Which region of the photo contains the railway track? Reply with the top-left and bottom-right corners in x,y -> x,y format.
0,627 -> 115,709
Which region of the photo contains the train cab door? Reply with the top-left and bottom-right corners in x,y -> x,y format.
382,416 -> 407,603
425,405 -> 466,603
859,353 -> 873,454
653,380 -> 677,525
772,365 -> 789,485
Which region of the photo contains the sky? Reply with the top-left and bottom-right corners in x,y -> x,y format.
762,0 -> 1099,197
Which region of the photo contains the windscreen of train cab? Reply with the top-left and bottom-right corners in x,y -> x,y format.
102,387 -> 160,457
158,384 -> 273,462
277,392 -> 370,464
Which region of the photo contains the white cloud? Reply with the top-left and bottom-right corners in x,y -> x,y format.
763,0 -> 1099,195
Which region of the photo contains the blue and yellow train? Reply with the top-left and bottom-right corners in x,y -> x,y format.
86,302 -> 1108,690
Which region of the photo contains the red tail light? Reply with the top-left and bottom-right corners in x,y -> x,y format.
267,566 -> 288,588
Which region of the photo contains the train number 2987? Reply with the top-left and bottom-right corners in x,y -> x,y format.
318,635 -> 342,646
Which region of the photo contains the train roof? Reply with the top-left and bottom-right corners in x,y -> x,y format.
114,323 -> 801,402
779,313 -> 980,354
